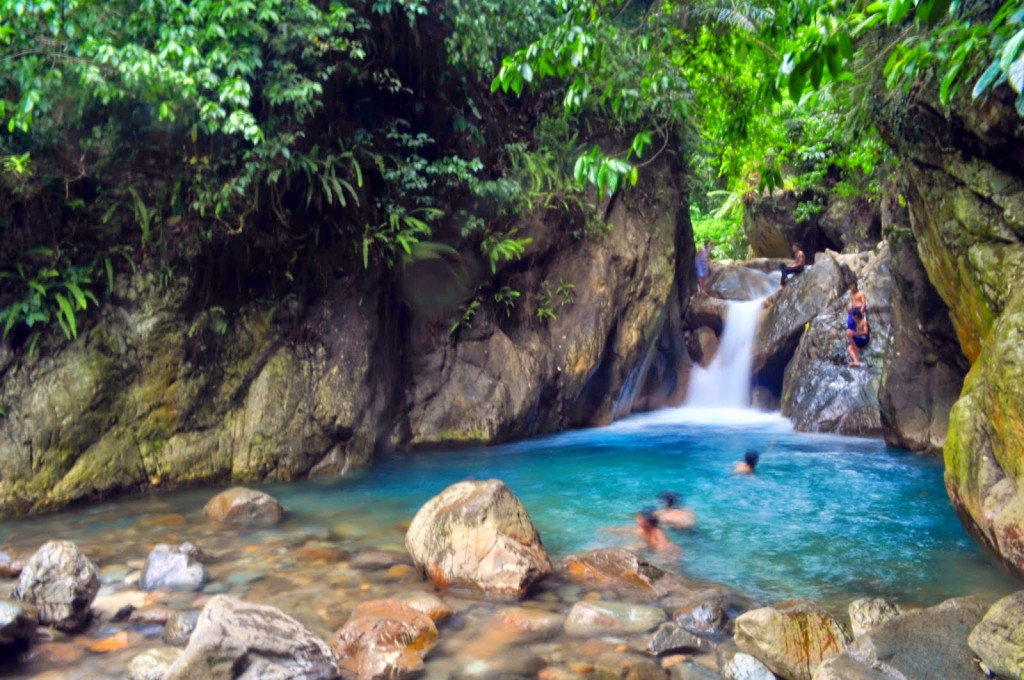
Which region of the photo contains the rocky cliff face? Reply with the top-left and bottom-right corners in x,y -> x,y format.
0,160 -> 690,516
877,86 -> 1024,572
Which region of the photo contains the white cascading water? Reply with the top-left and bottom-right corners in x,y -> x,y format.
684,298 -> 764,409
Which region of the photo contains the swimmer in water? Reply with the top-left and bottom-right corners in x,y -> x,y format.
733,449 -> 760,475
635,507 -> 681,553
654,491 -> 696,530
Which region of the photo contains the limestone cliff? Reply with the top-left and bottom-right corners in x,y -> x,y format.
878,85 -> 1024,572
0,159 -> 691,516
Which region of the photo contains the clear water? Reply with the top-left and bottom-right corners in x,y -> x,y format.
1,408 -> 1016,612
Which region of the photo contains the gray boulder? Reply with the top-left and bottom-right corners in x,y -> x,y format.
141,544 -> 209,592
404,479 -> 551,598
164,595 -> 337,679
127,648 -> 183,680
780,245 -> 893,436
814,597 -> 987,680
752,254 -> 852,398
708,263 -> 778,301
722,652 -> 777,680
162,609 -> 200,647
674,598 -> 730,638
12,540 -> 99,631
646,621 -> 716,655
848,598 -> 904,638
968,590 -> 1024,680
204,487 -> 284,525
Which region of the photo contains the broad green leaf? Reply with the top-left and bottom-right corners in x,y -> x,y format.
64,282 -> 88,309
1000,28 -> 1024,73
1010,56 -> 1024,94
973,61 -> 1002,98
54,294 -> 77,338
917,0 -> 952,25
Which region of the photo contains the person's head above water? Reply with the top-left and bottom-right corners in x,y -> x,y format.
658,491 -> 681,509
744,449 -> 760,468
637,506 -> 660,528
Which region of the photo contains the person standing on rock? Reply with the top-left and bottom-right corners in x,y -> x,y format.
847,282 -> 867,330
846,308 -> 871,367
694,239 -> 713,296
779,242 -> 806,286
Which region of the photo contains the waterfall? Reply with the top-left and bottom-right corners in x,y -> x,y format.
685,299 -> 763,409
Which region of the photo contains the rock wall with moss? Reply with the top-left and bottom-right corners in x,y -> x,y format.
877,85 -> 1024,572
0,157 -> 690,517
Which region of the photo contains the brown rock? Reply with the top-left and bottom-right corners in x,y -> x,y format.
203,487 -> 284,525
89,630 -> 137,653
330,599 -> 437,680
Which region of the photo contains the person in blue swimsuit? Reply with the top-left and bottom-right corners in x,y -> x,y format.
847,282 -> 867,331
694,239 -> 712,296
846,308 -> 870,366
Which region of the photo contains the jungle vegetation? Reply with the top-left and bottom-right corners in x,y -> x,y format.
1,0 -> 1022,353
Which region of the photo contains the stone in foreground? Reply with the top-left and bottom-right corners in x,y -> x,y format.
814,596 -> 987,680
734,599 -> 849,680
164,595 -> 337,679
564,600 -> 666,636
203,487 -> 284,525
968,590 -> 1024,680
330,598 -> 437,680
404,479 -> 551,598
0,599 -> 38,649
12,540 -> 99,631
140,543 -> 209,591
722,652 -> 777,680
847,597 -> 903,638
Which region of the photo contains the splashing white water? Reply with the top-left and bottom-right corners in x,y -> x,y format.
685,299 -> 764,408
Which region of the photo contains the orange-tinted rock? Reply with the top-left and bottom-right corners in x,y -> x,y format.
330,599 -> 438,680
396,591 -> 453,622
142,514 -> 188,527
89,630 -> 136,653
561,548 -> 680,598
203,487 -> 284,525
293,547 -> 347,563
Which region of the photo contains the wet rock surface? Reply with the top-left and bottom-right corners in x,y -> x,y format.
12,540 -> 99,632
330,598 -> 437,680
164,594 -> 338,680
404,479 -> 551,598
848,597 -> 904,638
565,600 -> 667,636
140,544 -> 209,592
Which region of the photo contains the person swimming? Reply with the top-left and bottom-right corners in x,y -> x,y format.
654,491 -> 696,530
635,507 -> 681,553
733,449 -> 760,475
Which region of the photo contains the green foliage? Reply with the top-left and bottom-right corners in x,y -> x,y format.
0,253 -> 100,353
481,230 -> 533,273
555,279 -> 575,306
493,286 -> 520,317
362,207 -> 443,269
449,299 -> 480,335
535,279 -> 557,324
691,196 -> 748,261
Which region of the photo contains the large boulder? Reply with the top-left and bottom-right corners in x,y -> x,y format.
847,597 -> 904,638
968,590 -> 1024,679
814,596 -> 987,680
780,245 -> 892,436
12,540 -> 99,631
752,254 -> 853,399
707,263 -> 778,301
204,487 -> 284,525
817,196 -> 882,254
164,594 -> 337,679
734,599 -> 850,680
404,479 -> 551,598
140,543 -> 209,591
329,599 -> 438,680
742,190 -> 833,259
878,228 -> 968,453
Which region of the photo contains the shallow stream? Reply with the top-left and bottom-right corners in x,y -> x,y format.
0,407 -> 1018,678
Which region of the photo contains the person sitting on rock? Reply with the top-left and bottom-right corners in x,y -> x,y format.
635,508 -> 681,553
846,308 -> 871,367
654,491 -> 696,530
779,242 -> 806,287
733,449 -> 760,475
